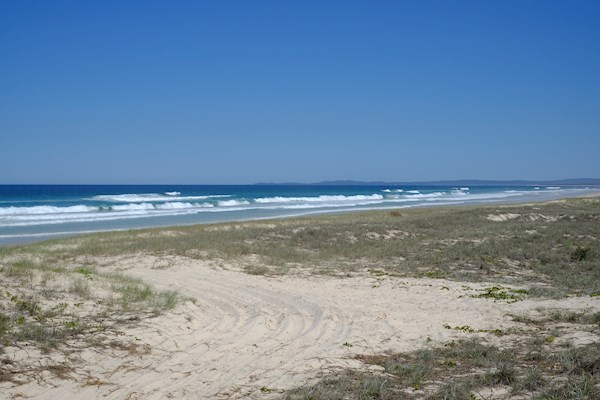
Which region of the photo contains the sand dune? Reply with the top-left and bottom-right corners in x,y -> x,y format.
8,255 -> 597,399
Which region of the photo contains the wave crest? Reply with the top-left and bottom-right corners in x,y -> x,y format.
0,205 -> 96,216
255,194 -> 384,204
92,193 -> 231,202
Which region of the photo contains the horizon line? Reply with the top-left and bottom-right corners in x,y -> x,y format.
1,178 -> 600,186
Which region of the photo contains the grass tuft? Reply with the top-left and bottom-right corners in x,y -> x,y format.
283,335 -> 600,399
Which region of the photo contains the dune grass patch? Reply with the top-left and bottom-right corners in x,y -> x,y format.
283,331 -> 600,400
283,305 -> 600,399
0,254 -> 184,384
11,197 -> 597,296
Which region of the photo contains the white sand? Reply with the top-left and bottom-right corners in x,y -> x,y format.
4,256 -> 599,399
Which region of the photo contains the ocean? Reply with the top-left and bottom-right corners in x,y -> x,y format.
0,184 -> 597,246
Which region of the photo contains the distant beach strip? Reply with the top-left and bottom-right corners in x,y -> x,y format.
0,184 -> 598,245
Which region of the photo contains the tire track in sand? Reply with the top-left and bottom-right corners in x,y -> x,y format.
21,256 -> 592,400
26,257 -> 530,400
101,263 -> 352,399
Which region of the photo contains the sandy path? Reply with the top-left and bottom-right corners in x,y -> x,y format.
8,258 -> 598,399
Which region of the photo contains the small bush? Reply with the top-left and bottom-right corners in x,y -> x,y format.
485,361 -> 517,385
536,376 -> 599,400
555,346 -> 600,375
69,278 -> 91,299
514,367 -> 546,392
16,324 -> 56,347
430,379 -> 475,400
570,246 -> 590,262
0,313 -> 10,335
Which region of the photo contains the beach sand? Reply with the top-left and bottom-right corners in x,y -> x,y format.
4,254 -> 598,399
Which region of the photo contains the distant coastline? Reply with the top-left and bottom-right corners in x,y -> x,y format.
255,178 -> 600,186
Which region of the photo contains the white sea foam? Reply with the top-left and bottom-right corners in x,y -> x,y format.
110,202 -> 215,212
404,191 -> 444,198
1,187 -> 578,230
545,186 -> 561,190
387,189 -> 533,204
165,191 -> 181,196
450,190 -> 537,202
255,194 -> 384,204
0,201 -> 219,227
156,202 -> 214,210
3,187 -> 596,233
0,205 -> 96,216
450,188 -> 468,195
0,229 -> 127,239
2,212 -> 161,227
92,193 -> 230,202
111,203 -> 155,211
218,199 -> 251,207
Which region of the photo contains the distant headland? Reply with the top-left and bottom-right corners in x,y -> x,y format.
255,178 -> 600,186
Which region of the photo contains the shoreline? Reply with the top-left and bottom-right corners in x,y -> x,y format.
3,189 -> 600,247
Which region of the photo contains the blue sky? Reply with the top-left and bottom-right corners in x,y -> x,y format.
1,1 -> 599,184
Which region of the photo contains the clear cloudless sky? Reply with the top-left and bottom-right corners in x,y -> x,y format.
1,0 -> 599,184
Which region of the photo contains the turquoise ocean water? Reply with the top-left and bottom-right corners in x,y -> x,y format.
0,184 -> 597,246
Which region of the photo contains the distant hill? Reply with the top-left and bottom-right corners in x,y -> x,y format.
255,178 -> 600,186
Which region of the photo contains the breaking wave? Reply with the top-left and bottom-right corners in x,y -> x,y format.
217,199 -> 251,207
0,205 -> 96,216
1,186 -> 596,232
92,193 -> 231,202
0,202 -> 217,227
255,194 -> 384,204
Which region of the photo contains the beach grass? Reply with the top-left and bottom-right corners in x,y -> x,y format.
283,309 -> 600,399
5,196 -> 598,295
0,253 -> 184,383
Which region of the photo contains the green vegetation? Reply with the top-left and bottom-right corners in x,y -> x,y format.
472,285 -> 528,302
3,197 -> 598,295
0,256 -> 184,384
278,198 -> 599,399
443,324 -> 504,336
283,333 -> 600,400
